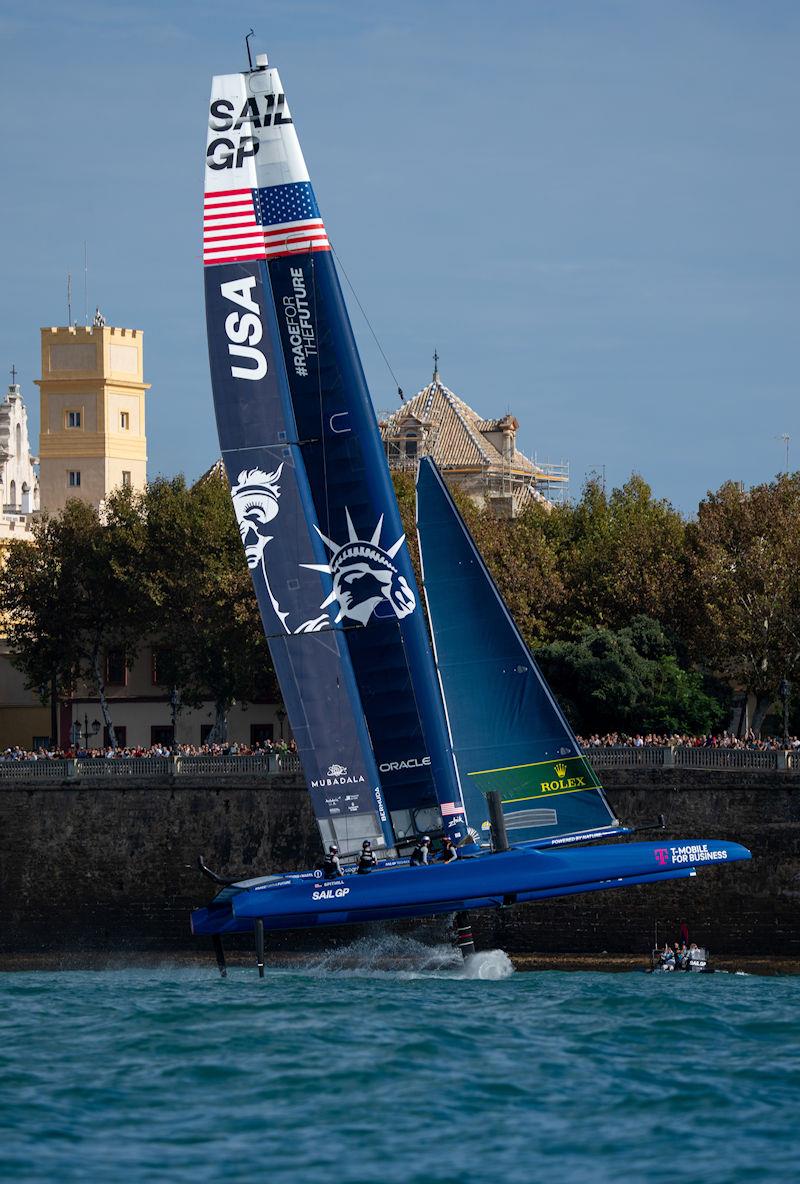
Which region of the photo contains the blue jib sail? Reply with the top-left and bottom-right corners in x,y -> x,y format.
203,62 -> 468,849
416,457 -> 618,845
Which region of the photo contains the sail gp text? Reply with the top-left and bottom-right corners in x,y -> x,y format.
282,269 -> 316,377
312,886 -> 350,901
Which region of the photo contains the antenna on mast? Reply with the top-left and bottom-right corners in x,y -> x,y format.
83,242 -> 88,326
67,273 -> 72,326
775,433 -> 790,474
245,29 -> 255,71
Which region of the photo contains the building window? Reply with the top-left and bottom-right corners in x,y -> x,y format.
200,724 -> 214,745
122,471 -> 132,488
66,410 -> 81,428
402,429 -> 420,459
150,725 -> 174,747
9,480 -> 16,505
105,649 -> 127,686
250,723 -> 274,746
104,725 -> 126,748
68,471 -> 81,488
120,411 -> 130,430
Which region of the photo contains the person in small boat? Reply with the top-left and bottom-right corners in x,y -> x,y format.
356,839 -> 378,874
676,943 -> 689,969
439,836 -> 458,864
660,943 -> 675,969
322,845 -> 344,878
409,836 -> 431,866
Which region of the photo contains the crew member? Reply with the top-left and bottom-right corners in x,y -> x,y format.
409,836 -> 431,866
439,836 -> 458,864
357,839 -> 378,874
322,844 -> 343,878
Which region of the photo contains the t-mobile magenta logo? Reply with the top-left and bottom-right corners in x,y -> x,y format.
654,848 -> 669,866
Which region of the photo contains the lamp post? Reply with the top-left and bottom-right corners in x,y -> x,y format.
779,678 -> 791,748
276,707 -> 286,741
72,714 -> 101,751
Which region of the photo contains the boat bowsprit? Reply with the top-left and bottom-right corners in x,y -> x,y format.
194,43 -> 751,975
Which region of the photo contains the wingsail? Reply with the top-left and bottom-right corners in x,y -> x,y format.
203,58 -> 467,848
416,457 -> 618,845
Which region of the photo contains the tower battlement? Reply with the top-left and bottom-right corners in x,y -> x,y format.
36,322 -> 150,513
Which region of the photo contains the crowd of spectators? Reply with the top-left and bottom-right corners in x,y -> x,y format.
578,731 -> 800,750
4,730 -> 800,763
0,738 -> 299,762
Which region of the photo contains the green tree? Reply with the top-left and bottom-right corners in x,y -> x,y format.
543,475 -> 689,638
2,490 -> 149,747
141,470 -> 277,741
535,615 -> 726,736
688,475 -> 800,732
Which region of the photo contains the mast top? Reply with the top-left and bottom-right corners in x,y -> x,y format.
245,29 -> 269,72
433,349 -> 440,383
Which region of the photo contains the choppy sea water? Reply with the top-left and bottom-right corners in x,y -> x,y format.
2,936 -> 799,1184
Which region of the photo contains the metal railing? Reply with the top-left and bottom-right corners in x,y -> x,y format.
583,746 -> 667,768
0,753 -> 303,782
582,745 -> 788,771
673,746 -> 780,770
0,759 -> 71,780
0,746 -> 794,783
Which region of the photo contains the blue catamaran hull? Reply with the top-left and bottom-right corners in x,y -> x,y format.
191,840 -> 751,936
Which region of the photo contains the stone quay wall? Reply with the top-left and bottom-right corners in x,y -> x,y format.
0,768 -> 797,957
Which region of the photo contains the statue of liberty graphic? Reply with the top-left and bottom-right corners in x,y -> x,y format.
231,465 -> 327,634
302,511 -> 416,625
231,468 -> 415,633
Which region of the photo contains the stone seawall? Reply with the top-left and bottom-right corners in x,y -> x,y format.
1,769 -> 798,957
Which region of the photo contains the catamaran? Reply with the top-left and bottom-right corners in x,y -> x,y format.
192,45 -> 750,974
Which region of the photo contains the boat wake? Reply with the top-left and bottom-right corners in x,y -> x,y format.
293,932 -> 514,980
460,949 -> 515,980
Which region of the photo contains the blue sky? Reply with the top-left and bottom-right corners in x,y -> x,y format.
2,1 -> 798,512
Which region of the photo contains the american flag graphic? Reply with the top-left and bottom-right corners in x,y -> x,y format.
203,181 -> 330,266
440,802 -> 466,816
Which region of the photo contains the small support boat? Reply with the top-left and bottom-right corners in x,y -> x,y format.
650,946 -> 712,973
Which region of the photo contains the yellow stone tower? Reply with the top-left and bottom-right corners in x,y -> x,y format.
36,322 -> 150,513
